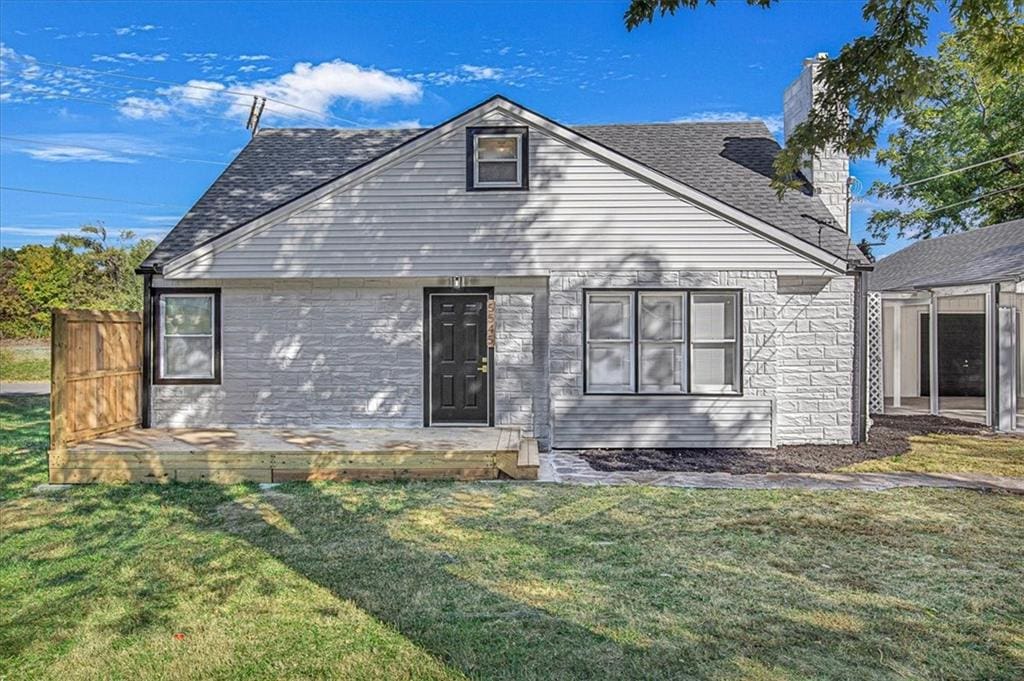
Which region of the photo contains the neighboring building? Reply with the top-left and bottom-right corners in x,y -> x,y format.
869,218 -> 1024,431
136,57 -> 870,450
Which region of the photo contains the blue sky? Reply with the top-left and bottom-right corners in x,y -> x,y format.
1,1 -> 950,256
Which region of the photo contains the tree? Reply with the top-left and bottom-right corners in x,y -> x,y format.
624,1 -> 1024,222
867,30 -> 1023,239
0,224 -> 155,338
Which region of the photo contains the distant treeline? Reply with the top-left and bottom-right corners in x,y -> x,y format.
1,225 -> 155,338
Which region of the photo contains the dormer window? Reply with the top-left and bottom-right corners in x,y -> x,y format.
467,126 -> 529,191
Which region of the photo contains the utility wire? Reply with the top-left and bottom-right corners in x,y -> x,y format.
31,92 -> 246,124
0,185 -> 182,207
70,77 -> 317,124
24,58 -> 361,126
891,151 -> 1024,190
0,135 -> 229,166
923,182 -> 1024,215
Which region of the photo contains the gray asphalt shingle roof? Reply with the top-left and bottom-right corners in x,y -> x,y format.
141,118 -> 865,269
868,218 -> 1024,291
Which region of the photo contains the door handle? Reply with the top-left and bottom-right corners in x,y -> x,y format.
478,357 -> 489,374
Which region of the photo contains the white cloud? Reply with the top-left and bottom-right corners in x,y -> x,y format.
4,48 -> 420,126
238,54 -> 271,61
460,64 -> 503,81
1,225 -> 169,238
2,133 -> 173,164
249,60 -> 422,116
114,24 -> 158,36
118,52 -> 168,63
409,63 -> 544,88
92,51 -> 168,64
18,145 -> 135,163
673,111 -> 784,135
118,96 -> 172,119
158,79 -> 230,107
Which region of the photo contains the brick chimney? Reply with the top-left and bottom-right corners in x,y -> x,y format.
783,53 -> 850,231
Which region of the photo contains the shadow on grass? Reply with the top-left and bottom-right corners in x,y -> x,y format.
1,395 -> 50,500
3,402 -> 1023,679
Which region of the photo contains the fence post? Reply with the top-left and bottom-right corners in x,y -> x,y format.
50,310 -> 68,451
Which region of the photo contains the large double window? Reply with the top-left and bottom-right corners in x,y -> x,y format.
153,289 -> 221,384
584,290 -> 741,395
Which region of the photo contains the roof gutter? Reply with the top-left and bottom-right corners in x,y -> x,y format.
908,272 -> 1024,290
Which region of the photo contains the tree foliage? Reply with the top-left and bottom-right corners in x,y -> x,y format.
867,30 -> 1024,239
624,0 -> 1024,227
0,225 -> 154,338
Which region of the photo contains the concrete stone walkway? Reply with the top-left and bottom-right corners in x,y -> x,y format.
539,451 -> 1024,493
0,381 -> 49,396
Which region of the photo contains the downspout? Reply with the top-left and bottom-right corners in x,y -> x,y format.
141,272 -> 153,428
852,268 -> 869,444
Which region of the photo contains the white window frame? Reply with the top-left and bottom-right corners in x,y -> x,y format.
689,292 -> 741,394
158,292 -> 217,381
473,133 -> 523,189
638,291 -> 688,394
584,291 -> 635,394
583,289 -> 742,396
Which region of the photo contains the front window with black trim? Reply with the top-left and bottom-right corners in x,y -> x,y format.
467,126 -> 528,190
154,289 -> 221,384
585,290 -> 741,395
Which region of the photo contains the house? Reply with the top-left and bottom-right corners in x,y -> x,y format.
868,218 -> 1024,431
135,54 -> 870,452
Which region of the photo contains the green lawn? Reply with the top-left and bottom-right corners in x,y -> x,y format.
0,340 -> 50,381
2,396 -> 1023,680
842,433 -> 1024,477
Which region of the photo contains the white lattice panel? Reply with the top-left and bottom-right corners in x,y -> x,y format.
867,292 -> 884,414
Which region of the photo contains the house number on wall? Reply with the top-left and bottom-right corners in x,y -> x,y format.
487,300 -> 496,348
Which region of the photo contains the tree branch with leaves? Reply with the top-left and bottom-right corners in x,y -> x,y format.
625,0 -> 1024,239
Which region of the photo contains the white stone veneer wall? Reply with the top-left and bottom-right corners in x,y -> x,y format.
547,270 -> 855,446
150,272 -> 854,446
150,277 -> 548,442
547,269 -> 778,399
775,275 -> 856,444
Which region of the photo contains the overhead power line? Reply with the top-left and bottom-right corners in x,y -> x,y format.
30,92 -> 245,124
0,135 -> 229,166
892,151 -> 1024,190
924,182 -> 1024,215
24,58 -> 361,126
0,185 -> 182,207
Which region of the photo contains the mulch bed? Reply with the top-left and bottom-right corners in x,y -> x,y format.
577,414 -> 992,474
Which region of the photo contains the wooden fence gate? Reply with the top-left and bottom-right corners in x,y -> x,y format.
50,309 -> 143,451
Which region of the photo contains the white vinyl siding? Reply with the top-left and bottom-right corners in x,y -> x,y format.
167,112 -> 839,279
553,396 -> 773,448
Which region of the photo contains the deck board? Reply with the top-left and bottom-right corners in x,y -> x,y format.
53,426 -> 537,483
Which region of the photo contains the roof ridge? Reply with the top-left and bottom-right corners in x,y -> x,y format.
883,218 -> 1024,257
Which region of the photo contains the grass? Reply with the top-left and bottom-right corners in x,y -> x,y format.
1,340 -> 50,381
2,396 -> 1023,680
841,433 -> 1024,477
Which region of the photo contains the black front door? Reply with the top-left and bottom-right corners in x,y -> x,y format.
428,292 -> 490,425
920,313 -> 986,396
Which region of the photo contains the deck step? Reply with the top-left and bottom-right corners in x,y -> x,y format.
514,437 -> 539,480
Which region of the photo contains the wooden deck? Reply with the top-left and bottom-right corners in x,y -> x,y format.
50,426 -> 539,484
